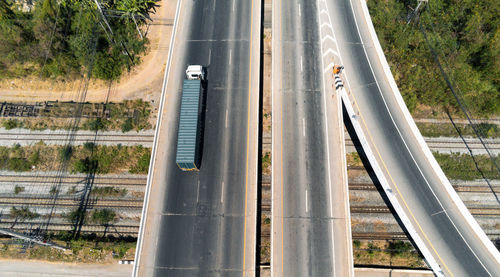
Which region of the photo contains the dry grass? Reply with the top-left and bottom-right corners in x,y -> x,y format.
0,238 -> 135,263
353,240 -> 426,268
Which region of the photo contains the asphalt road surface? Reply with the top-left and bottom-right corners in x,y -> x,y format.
134,0 -> 260,276
272,0 -> 352,276
327,0 -> 500,276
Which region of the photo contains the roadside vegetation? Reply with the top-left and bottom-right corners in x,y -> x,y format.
0,235 -> 136,263
368,0 -> 499,117
353,240 -> 425,268
0,0 -> 159,82
0,142 -> 151,174
417,122 -> 500,138
433,152 -> 499,181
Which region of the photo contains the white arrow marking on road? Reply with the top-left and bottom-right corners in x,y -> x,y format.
321,34 -> 336,44
320,22 -> 332,29
323,48 -> 339,58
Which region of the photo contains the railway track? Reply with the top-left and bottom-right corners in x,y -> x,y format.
0,174 -> 147,187
0,132 -> 154,145
345,138 -> 500,152
1,222 -> 139,236
0,196 -> 143,209
348,182 -> 500,193
350,205 -> 500,216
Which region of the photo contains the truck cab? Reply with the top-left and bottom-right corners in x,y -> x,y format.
185,65 -> 205,81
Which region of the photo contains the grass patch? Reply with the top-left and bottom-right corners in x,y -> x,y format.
353,240 -> 425,268
417,122 -> 500,138
0,144 -> 151,174
434,152 -> 499,180
91,187 -> 127,197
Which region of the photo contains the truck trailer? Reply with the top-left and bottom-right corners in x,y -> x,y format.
175,65 -> 205,171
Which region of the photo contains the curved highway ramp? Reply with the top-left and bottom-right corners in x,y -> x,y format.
320,0 -> 500,276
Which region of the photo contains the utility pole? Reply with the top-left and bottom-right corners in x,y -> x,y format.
406,0 -> 428,25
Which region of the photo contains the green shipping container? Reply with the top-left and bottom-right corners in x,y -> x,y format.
175,80 -> 202,171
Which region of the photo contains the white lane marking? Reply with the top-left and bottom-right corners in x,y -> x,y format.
323,48 -> 339,58
302,118 -> 306,137
225,109 -> 228,128
221,181 -> 225,203
298,4 -> 301,17
208,48 -> 212,65
321,34 -> 336,44
213,0 -> 216,11
232,0 -> 235,11
300,55 -> 303,72
320,22 -> 332,29
229,49 -> 232,65
431,210 -> 446,217
323,62 -> 334,74
305,189 -> 308,213
197,180 -> 200,202
316,0 -> 336,274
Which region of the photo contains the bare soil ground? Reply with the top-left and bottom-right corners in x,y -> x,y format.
0,0 -> 175,105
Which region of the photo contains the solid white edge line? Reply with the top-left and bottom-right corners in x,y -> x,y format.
221,181 -> 224,203
248,0 -> 262,274
302,118 -> 305,137
270,0 -> 276,274
337,91 -> 355,276
357,0 -> 500,266
132,0 -> 183,276
320,0 -> 444,275
305,189 -> 308,213
316,0 -> 336,275
225,109 -> 228,128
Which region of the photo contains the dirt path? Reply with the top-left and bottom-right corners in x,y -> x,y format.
0,0 -> 176,104
0,259 -> 132,277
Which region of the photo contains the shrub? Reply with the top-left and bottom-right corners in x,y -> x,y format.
8,158 -> 31,172
353,240 -> 361,248
14,185 -> 25,194
83,142 -> 95,151
59,146 -> 73,162
2,119 -> 21,130
73,157 -> 98,173
10,206 -> 39,219
121,118 -> 133,132
129,152 -> 151,174
388,240 -> 413,257
91,209 -> 116,225
29,150 -> 40,166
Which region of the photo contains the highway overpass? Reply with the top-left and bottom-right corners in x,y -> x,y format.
271,0 -> 353,275
133,0 -> 260,275
323,0 -> 500,276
